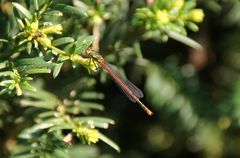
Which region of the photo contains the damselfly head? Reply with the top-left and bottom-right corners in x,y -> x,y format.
85,49 -> 94,56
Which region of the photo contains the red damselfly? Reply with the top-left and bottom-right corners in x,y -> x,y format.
84,49 -> 153,116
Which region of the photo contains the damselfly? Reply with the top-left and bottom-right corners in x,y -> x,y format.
84,49 -> 153,116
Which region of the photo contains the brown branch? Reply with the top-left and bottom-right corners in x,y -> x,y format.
92,23 -> 100,51
147,0 -> 154,6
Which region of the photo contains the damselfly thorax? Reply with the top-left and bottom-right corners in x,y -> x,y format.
83,49 -> 104,71
84,49 -> 104,63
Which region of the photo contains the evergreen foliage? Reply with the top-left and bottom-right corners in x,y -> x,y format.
0,0 -> 239,158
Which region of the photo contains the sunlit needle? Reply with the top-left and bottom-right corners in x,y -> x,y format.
85,49 -> 153,116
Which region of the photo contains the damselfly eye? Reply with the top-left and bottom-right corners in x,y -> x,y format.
85,50 -> 92,56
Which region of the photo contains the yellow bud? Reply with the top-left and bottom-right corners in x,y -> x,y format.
37,37 -> 52,47
155,10 -> 169,24
77,127 -> 99,144
41,24 -> 63,35
29,21 -> 39,32
168,0 -> 184,9
27,36 -> 33,41
189,9 -> 204,23
93,15 -> 102,25
87,129 -> 99,144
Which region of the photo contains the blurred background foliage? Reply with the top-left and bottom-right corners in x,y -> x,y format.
0,0 -> 240,158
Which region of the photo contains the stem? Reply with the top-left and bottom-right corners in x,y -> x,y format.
70,54 -> 90,66
93,0 -> 101,51
134,41 -> 143,58
93,23 -> 100,51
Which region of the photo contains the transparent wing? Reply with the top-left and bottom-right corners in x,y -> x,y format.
123,79 -> 144,98
101,62 -> 144,102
